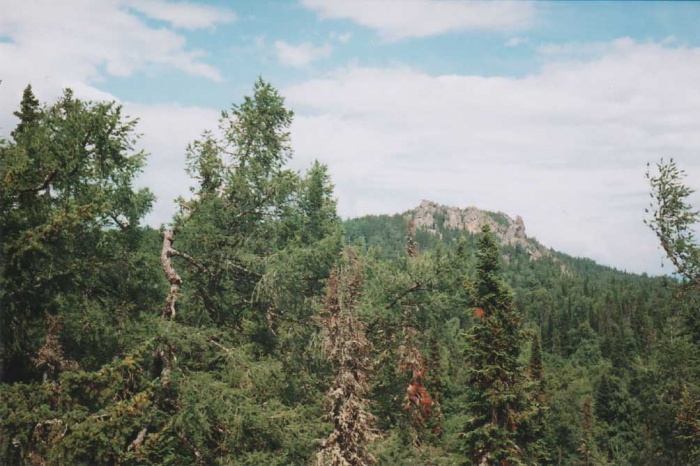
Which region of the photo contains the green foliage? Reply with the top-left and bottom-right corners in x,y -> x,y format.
0,85 -> 157,383
343,207 -> 682,464
2,81 -> 699,465
646,158 -> 700,285
459,225 -> 535,465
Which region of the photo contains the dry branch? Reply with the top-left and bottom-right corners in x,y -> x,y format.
128,427 -> 148,452
161,229 -> 182,320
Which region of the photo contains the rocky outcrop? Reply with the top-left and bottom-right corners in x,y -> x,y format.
407,200 -> 549,260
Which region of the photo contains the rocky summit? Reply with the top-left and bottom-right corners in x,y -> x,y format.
406,200 -> 549,260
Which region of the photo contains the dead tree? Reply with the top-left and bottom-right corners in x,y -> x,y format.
317,249 -> 377,466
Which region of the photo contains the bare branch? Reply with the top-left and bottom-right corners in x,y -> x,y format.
161,229 -> 182,320
171,249 -> 210,276
128,427 -> 148,452
177,432 -> 206,464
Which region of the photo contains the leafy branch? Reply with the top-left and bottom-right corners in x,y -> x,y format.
645,158 -> 700,286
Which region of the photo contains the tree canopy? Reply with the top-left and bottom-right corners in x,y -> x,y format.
1,80 -> 698,465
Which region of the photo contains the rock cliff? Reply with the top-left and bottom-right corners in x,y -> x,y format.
406,200 -> 549,260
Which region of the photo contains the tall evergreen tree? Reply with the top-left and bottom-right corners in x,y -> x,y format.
460,225 -> 530,465
0,86 -> 161,464
575,399 -> 601,466
529,331 -> 544,384
11,84 -> 40,140
149,79 -> 336,463
675,383 -> 700,462
521,330 -> 548,463
174,77 -> 298,331
0,87 -> 155,383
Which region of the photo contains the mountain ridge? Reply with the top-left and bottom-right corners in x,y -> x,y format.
343,199 -> 655,279
405,199 -> 550,260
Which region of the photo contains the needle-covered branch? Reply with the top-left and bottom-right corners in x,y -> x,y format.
645,159 -> 700,286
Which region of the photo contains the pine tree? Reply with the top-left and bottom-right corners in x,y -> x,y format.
461,224 -> 529,465
11,84 -> 40,140
520,330 -> 548,463
529,331 -> 544,384
299,160 -> 339,244
0,87 -> 161,464
595,372 -> 614,425
675,383 -> 700,461
0,87 -> 155,383
174,77 -> 299,331
575,399 -> 598,466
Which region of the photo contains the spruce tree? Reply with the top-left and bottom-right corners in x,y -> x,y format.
11,84 -> 40,140
575,399 -> 599,466
0,87 -> 155,383
461,224 -> 529,465
529,331 -> 544,384
595,372 -> 614,425
521,330 -> 548,463
675,383 -> 700,462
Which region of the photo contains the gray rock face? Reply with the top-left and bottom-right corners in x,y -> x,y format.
407,200 -> 548,260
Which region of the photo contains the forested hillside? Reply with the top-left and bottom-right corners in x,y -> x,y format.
1,81 -> 699,465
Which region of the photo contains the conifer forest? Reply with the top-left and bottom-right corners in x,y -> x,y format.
2,80 -> 700,465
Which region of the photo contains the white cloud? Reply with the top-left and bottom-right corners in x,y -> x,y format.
329,31 -> 352,43
0,0 -> 224,110
537,40 -> 614,59
0,0 -> 230,227
127,103 -> 221,227
302,0 -> 535,41
284,39 -> 700,274
122,0 -> 236,30
274,40 -> 332,67
505,37 -> 526,47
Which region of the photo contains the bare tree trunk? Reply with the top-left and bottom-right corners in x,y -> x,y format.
157,229 -> 184,390
161,229 -> 182,320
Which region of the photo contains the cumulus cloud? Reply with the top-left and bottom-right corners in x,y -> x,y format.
284,39 -> 700,274
302,0 -> 535,41
122,0 -> 236,30
274,40 -> 332,67
127,103 -> 221,227
0,0 -> 230,226
0,0 -> 225,116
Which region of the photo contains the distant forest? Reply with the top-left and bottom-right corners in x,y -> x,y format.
1,79 -> 699,465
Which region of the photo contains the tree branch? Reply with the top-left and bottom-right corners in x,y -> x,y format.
161,230 -> 182,320
109,213 -> 129,232
385,281 -> 424,310
19,170 -> 58,194
128,427 -> 148,452
171,249 -> 210,276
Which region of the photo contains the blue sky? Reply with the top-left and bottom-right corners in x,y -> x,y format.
102,1 -> 700,105
1,0 -> 699,275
